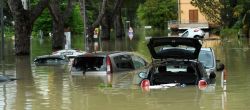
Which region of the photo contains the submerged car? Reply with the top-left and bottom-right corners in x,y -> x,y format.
199,48 -> 217,74
70,51 -> 148,75
52,49 -> 86,58
34,55 -> 69,66
161,47 -> 224,76
190,47 -> 224,74
139,37 -> 216,90
181,28 -> 205,39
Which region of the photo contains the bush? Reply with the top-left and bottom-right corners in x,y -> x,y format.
220,28 -> 238,39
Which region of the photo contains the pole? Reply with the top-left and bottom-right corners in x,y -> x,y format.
83,0 -> 88,52
1,0 -> 5,75
1,0 -> 4,61
178,0 -> 180,23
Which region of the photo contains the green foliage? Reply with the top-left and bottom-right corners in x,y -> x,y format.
32,8 -> 52,37
4,27 -> 15,38
220,28 -> 238,39
232,20 -> 243,29
136,0 -> 177,29
67,4 -> 84,34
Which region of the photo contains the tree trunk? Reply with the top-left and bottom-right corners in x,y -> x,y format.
14,16 -> 32,55
85,0 -> 107,41
8,0 -> 49,55
112,0 -> 124,39
101,14 -> 111,40
51,19 -> 65,50
113,7 -> 124,39
48,0 -> 74,51
248,28 -> 250,38
242,11 -> 250,38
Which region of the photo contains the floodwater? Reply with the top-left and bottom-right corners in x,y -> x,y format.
1,33 -> 250,110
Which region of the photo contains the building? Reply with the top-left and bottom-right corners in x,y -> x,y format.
169,0 -> 209,30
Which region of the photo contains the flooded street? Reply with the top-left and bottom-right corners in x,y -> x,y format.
1,34 -> 250,110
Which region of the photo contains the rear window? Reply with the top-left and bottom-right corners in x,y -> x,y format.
72,56 -> 106,71
159,46 -> 196,57
198,50 -> 214,68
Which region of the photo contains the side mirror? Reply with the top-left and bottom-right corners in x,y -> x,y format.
216,63 -> 225,71
138,72 -> 147,79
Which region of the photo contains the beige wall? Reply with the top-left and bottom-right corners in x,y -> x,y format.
179,0 -> 207,23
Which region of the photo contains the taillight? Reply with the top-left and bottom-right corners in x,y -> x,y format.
194,29 -> 199,32
198,80 -> 208,90
106,56 -> 112,73
141,79 -> 150,92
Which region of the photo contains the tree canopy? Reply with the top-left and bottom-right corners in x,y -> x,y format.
191,0 -> 222,25
136,0 -> 177,29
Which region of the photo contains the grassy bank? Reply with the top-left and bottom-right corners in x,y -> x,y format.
220,28 -> 239,39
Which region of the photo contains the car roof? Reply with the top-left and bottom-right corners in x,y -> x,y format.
200,47 -> 212,51
35,55 -> 65,59
34,55 -> 66,62
147,37 -> 202,60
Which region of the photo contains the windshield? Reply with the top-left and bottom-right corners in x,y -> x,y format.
198,50 -> 214,68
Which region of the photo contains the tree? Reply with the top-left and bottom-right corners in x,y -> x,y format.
8,0 -> 49,55
191,0 -> 222,25
68,4 -> 84,34
79,0 -> 127,41
112,0 -> 124,39
137,0 -> 177,29
79,0 -> 107,40
48,0 -> 74,50
100,0 -> 124,40
242,10 -> 250,37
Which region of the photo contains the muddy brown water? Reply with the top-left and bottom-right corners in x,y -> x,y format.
1,34 -> 250,110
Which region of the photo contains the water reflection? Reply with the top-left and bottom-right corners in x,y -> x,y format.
15,56 -> 34,110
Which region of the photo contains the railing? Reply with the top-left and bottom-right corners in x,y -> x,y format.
168,20 -> 209,30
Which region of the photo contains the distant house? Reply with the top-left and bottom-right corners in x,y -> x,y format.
169,0 -> 209,30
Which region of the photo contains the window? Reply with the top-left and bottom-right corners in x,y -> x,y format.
114,55 -> 134,70
198,51 -> 214,68
131,55 -> 146,68
181,31 -> 189,37
189,10 -> 198,23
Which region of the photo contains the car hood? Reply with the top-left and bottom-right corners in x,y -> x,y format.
147,37 -> 202,60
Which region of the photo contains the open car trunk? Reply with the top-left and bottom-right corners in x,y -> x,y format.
147,37 -> 202,60
153,71 -> 199,85
151,62 -> 200,85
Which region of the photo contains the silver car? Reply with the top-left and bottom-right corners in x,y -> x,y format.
70,51 -> 148,75
198,48 -> 224,75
